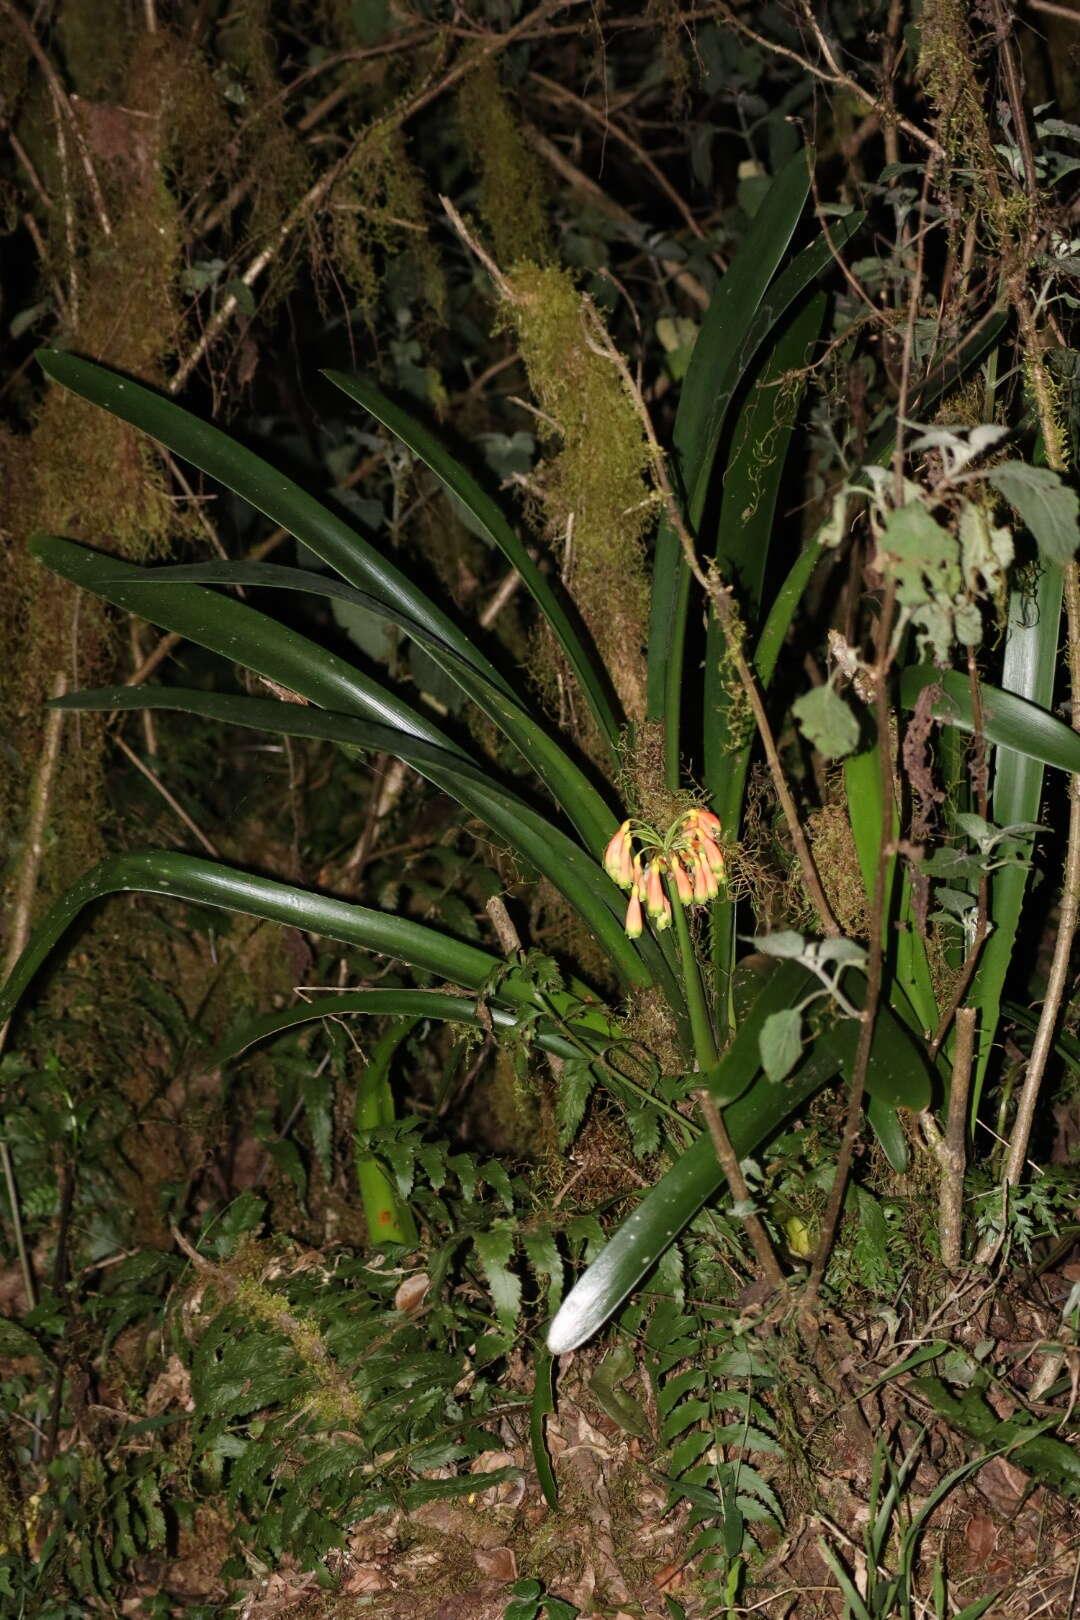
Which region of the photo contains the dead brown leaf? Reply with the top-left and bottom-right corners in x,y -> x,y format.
965,1513 -> 996,1562
474,1545 -> 517,1582
394,1272 -> 431,1312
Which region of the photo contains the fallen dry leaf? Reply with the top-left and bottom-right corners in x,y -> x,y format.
474,1545 -> 517,1582
394,1272 -> 430,1312
965,1514 -> 996,1562
976,1455 -> 1030,1517
342,1563 -> 388,1594
146,1353 -> 193,1415
653,1560 -> 685,1592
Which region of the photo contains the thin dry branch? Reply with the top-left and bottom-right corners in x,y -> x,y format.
0,0 -> 112,238
710,0 -> 944,159
522,122 -> 710,310
173,0 -> 580,388
696,1089 -> 785,1287
0,672 -> 67,1313
528,70 -> 711,246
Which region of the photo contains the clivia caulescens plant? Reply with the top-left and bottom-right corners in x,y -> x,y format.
4,146 -> 1080,1380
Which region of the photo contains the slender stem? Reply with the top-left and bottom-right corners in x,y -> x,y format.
805,579 -> 897,1305
973,294 -> 1080,1263
975,565 -> 1080,1262
1,672 -> 67,1315
939,1007 -> 976,1270
928,652 -> 991,1061
666,877 -> 718,1071
695,1089 -> 785,1288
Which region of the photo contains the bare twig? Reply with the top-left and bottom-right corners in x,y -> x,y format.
523,122 -> 710,309
112,733 -> 220,857
340,755 -> 410,888
0,0 -> 112,238
696,1089 -> 785,1287
528,70 -> 712,245
805,578 -> 897,1305
173,0 -> 579,388
439,196 -> 515,300
485,895 -> 523,957
0,673 -> 67,1313
927,652 -> 992,1061
975,288 -> 1080,1263
989,0 -> 1040,202
938,1007 -> 976,1270
710,0 -> 944,158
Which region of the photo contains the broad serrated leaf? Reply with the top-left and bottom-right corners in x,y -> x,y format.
986,461 -> 1080,564
759,1009 -> 803,1081
792,682 -> 860,760
661,1397 -> 712,1444
472,1223 -> 522,1335
556,1058 -> 598,1148
521,1227 -> 564,1316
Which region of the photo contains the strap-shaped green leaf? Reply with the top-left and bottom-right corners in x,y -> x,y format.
324,369 -> 621,758
208,989 -> 608,1068
31,534 -> 458,752
355,1018 -> 420,1245
121,559 -> 615,856
36,347 -> 518,702
701,295 -> 826,1008
0,850 -> 539,1033
547,1044 -> 834,1354
647,152 -> 814,767
755,312 -> 1011,694
900,662 -> 1080,772
546,961 -> 932,1352
49,683 -> 652,991
971,564 -> 1065,1105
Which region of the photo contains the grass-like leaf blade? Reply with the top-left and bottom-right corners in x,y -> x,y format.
547,964 -> 931,1352
122,559 -> 615,856
900,662 -> 1080,772
970,564 -> 1064,1107
324,369 -> 621,758
36,348 -> 518,701
49,684 -> 654,992
0,850 -> 541,1032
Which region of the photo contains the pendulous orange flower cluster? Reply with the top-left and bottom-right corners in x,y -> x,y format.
602,808 -> 725,937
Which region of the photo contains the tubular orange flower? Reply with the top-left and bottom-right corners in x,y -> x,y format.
690,849 -> 718,902
696,831 -> 726,877
644,857 -> 667,918
694,807 -> 722,839
624,888 -> 643,938
671,857 -> 693,906
655,893 -> 673,930
603,819 -> 635,888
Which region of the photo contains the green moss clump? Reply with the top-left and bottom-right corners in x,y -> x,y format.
235,1279 -> 365,1427
57,0 -> 131,100
326,126 -> 446,326
219,0 -> 312,303
501,265 -> 654,725
458,61 -> 551,268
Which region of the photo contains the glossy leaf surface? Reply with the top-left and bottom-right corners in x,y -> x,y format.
324,368 -> 622,756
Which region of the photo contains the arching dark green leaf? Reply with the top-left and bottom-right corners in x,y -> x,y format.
0,850 -> 541,1034
324,369 -> 621,758
48,683 -> 652,991
35,347 -> 517,700
120,559 -> 615,856
900,662 -> 1080,773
